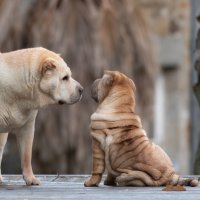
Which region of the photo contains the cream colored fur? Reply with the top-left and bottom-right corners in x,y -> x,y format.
0,47 -> 83,185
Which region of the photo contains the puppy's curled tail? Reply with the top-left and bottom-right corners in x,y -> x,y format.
171,174 -> 199,187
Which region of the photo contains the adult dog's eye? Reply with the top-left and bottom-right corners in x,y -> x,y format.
62,75 -> 69,81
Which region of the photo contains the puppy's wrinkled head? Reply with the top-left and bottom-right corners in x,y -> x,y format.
91,70 -> 136,104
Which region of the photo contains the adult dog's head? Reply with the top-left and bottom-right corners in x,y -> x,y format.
38,49 -> 83,105
91,70 -> 136,112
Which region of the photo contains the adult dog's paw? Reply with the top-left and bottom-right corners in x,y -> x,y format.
23,175 -> 40,186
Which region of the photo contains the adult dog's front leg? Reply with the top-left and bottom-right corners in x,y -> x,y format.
0,132 -> 8,183
16,112 -> 40,186
84,137 -> 105,187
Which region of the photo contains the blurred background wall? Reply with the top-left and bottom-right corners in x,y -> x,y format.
0,0 -> 199,175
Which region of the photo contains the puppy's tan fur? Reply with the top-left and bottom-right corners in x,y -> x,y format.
0,47 -> 83,185
85,71 -> 198,187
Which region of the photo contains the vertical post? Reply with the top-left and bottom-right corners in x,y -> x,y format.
193,0 -> 200,173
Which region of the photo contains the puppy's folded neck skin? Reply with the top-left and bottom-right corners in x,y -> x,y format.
90,70 -> 143,135
91,71 -> 136,124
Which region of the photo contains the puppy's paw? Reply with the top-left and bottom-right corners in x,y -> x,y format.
84,175 -> 101,187
23,175 -> 40,186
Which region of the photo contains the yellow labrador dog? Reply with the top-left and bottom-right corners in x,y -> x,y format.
84,70 -> 198,187
0,47 -> 83,185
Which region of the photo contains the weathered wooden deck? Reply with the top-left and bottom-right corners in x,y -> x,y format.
0,175 -> 200,199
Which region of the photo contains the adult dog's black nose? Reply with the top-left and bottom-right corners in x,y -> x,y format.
78,85 -> 83,95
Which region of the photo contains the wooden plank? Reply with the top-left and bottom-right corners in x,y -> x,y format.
0,175 -> 199,199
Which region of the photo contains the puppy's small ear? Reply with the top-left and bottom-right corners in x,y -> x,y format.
41,58 -> 56,76
102,73 -> 114,86
129,79 -> 136,92
104,70 -> 115,76
103,70 -> 115,86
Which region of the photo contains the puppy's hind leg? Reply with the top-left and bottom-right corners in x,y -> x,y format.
116,169 -> 155,186
104,172 -> 116,186
116,173 -> 145,186
0,132 -> 8,183
118,179 -> 145,186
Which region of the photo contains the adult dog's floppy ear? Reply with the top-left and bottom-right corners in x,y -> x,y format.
41,58 -> 56,76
